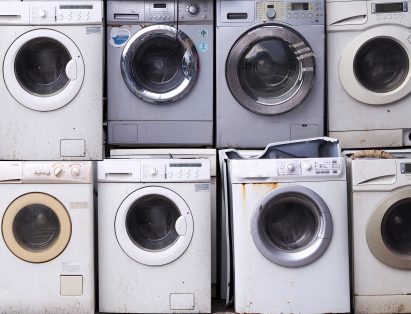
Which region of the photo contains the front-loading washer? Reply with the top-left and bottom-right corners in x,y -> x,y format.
0,161 -> 94,314
0,0 -> 103,160
349,151 -> 411,313
98,158 -> 211,313
216,0 -> 325,148
223,153 -> 350,313
327,0 -> 411,148
106,0 -> 213,147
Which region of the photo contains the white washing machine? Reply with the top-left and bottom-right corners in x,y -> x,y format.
327,0 -> 411,149
0,0 -> 103,160
0,161 -> 94,314
350,153 -> 411,313
109,148 -> 218,297
216,0 -> 325,148
98,158 -> 211,313
226,156 -> 350,313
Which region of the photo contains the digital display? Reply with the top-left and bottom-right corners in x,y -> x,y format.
170,163 -> 202,167
154,3 -> 167,8
402,163 -> 411,173
60,5 -> 93,9
375,2 -> 404,12
267,4 -> 274,8
291,3 -> 309,10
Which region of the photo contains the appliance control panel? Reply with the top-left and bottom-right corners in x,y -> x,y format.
29,1 -> 103,24
178,0 -> 213,21
145,0 -> 175,22
22,161 -> 93,183
256,0 -> 324,25
141,159 -> 210,182
277,158 -> 342,176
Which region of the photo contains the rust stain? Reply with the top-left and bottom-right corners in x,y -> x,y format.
241,182 -> 280,208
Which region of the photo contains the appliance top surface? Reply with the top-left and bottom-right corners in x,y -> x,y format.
352,158 -> 411,190
0,161 -> 93,184
98,158 -> 211,183
107,0 -> 213,24
0,1 -> 103,25
326,0 -> 411,27
218,0 -> 325,26
228,157 -> 346,183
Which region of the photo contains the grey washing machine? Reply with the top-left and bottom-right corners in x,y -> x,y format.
107,0 -> 213,147
216,0 -> 325,148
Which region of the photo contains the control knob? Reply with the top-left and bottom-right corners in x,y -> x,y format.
149,165 -> 157,176
266,8 -> 276,19
186,3 -> 200,16
54,167 -> 63,177
38,9 -> 48,18
286,162 -> 295,173
71,167 -> 81,177
302,162 -> 312,171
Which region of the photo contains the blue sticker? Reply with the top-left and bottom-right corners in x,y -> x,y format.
110,28 -> 130,47
199,42 -> 208,52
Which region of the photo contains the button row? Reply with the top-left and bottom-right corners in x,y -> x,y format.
287,12 -> 319,18
167,170 -> 201,179
377,14 -> 403,20
149,15 -> 172,20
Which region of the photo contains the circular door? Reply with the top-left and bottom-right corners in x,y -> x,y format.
251,185 -> 332,267
3,29 -> 84,111
339,26 -> 411,105
2,193 -> 72,263
115,187 -> 194,266
120,25 -> 199,104
366,188 -> 411,269
226,25 -> 315,115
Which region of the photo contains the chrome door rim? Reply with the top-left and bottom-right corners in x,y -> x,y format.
120,25 -> 199,104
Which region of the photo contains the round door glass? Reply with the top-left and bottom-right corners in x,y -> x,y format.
14,37 -> 71,96
354,38 -> 409,93
12,204 -> 60,251
381,198 -> 411,255
262,193 -> 319,251
238,38 -> 300,102
125,194 -> 181,251
131,36 -> 185,93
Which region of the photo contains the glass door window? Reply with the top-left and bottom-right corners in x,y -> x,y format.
2,193 -> 72,263
226,25 -> 315,115
251,185 -> 332,267
121,25 -> 198,103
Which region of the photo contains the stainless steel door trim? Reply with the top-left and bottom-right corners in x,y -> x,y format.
226,25 -> 315,115
250,185 -> 332,267
120,24 -> 199,104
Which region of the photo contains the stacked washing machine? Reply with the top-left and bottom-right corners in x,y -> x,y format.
327,0 -> 411,312
100,0 -> 215,313
0,0 -> 103,313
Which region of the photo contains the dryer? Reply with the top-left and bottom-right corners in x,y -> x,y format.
225,154 -> 350,313
106,0 -> 213,147
327,0 -> 411,149
350,153 -> 411,313
0,161 -> 94,314
216,0 -> 325,148
0,0 -> 103,160
98,158 -> 211,313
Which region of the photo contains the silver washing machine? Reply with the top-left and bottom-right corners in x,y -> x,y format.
107,0 -> 213,147
216,0 -> 325,148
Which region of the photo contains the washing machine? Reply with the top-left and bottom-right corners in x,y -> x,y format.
0,161 -> 94,314
216,0 -> 324,148
106,0 -> 213,147
327,0 -> 411,149
0,0 -> 103,160
225,154 -> 350,313
109,148 -> 218,297
350,152 -> 411,313
98,158 -> 211,313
